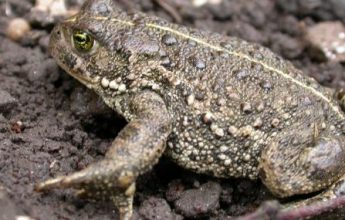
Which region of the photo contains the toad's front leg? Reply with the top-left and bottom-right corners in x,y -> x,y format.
35,91 -> 172,220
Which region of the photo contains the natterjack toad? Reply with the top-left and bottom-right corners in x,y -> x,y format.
36,0 -> 345,219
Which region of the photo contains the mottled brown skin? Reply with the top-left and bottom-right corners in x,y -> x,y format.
36,0 -> 345,219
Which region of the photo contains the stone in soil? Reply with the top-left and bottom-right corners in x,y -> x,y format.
174,181 -> 222,217
165,179 -> 185,202
138,197 -> 180,220
0,90 -> 17,115
305,21 -> 345,62
270,33 -> 305,59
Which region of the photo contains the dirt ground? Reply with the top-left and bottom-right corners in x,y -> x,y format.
1,0 -> 345,219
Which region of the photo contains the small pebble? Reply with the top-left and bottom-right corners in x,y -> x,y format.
306,21 -> 345,62
0,90 -> 17,114
6,18 -> 31,42
139,197 -> 175,220
174,181 -> 221,217
166,180 -> 185,202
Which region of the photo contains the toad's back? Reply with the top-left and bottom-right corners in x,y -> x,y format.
66,6 -> 345,179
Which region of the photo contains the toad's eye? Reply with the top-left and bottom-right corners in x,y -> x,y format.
72,30 -> 94,53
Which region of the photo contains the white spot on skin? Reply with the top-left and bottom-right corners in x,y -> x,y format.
271,118 -> 280,127
126,73 -> 136,80
101,78 -> 109,88
187,94 -> 195,105
151,83 -> 160,90
240,125 -> 253,137
217,98 -> 226,106
183,116 -> 189,126
210,123 -> 224,137
224,159 -> 231,166
118,84 -> 126,92
282,113 -> 290,120
218,154 -> 226,160
228,126 -> 238,136
203,112 -> 213,123
192,149 -> 199,155
116,77 -> 122,83
93,76 -> 100,83
210,123 -> 217,131
214,128 -> 224,137
253,118 -> 263,128
321,122 -> 327,129
219,145 -> 228,152
256,102 -> 265,112
242,102 -> 252,113
173,79 -> 181,86
243,154 -> 250,161
109,80 -> 118,90
243,154 -> 251,162
228,92 -> 240,100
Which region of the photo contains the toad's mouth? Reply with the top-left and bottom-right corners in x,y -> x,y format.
67,70 -> 98,86
57,59 -> 99,87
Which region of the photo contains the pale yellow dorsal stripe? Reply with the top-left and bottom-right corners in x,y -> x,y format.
82,16 -> 344,121
94,16 -> 134,26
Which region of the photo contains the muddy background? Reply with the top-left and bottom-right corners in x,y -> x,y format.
1,0 -> 345,219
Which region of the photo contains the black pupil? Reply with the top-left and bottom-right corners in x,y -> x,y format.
77,36 -> 85,42
76,34 -> 87,43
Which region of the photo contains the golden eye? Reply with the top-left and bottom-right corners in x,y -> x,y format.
72,30 -> 94,53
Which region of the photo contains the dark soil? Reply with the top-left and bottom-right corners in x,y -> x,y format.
1,0 -> 345,220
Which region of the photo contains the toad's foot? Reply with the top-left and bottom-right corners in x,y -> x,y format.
35,160 -> 136,220
35,92 -> 172,220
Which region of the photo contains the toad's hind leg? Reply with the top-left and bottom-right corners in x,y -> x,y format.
35,91 -> 172,220
259,128 -> 345,198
